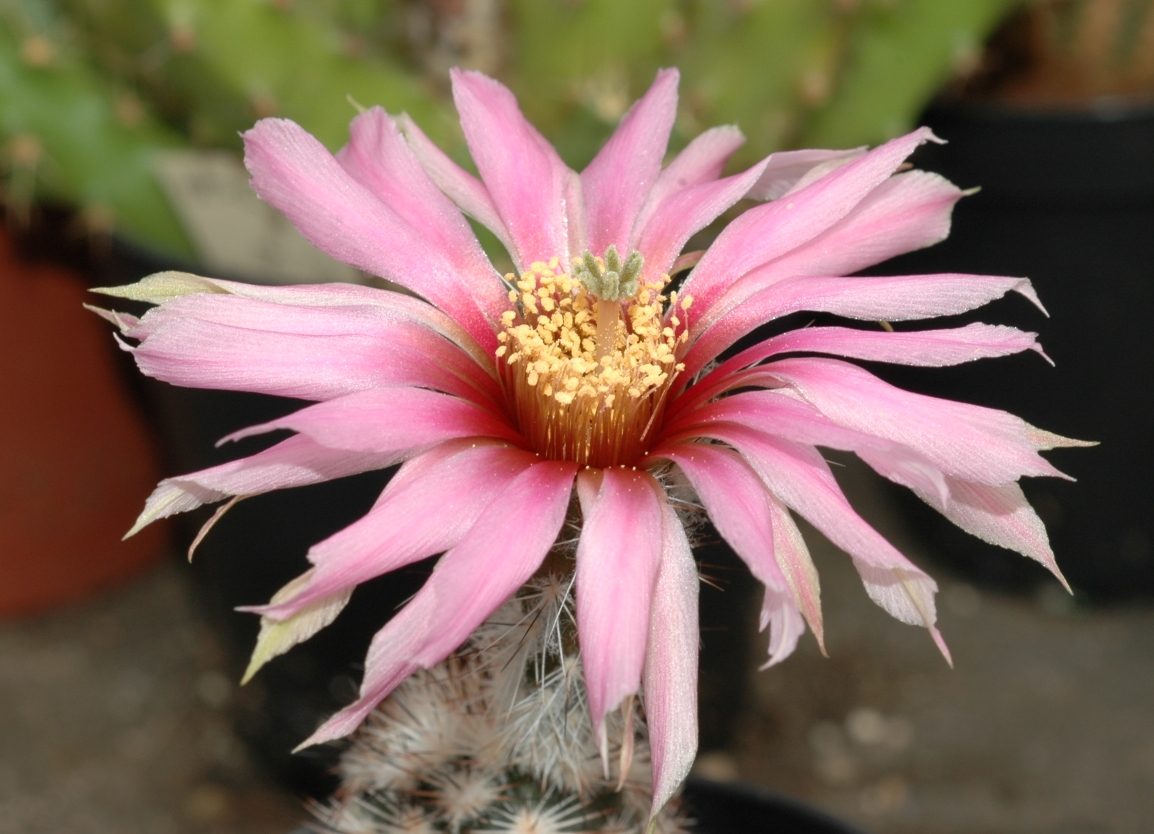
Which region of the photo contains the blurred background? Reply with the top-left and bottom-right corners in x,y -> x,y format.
2,0 -> 1152,831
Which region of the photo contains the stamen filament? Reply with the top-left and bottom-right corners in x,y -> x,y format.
593,299 -> 620,364
498,258 -> 688,467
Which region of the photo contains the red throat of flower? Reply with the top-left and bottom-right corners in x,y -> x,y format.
496,247 -> 692,468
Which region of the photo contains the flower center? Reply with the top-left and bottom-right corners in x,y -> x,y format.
496,249 -> 691,468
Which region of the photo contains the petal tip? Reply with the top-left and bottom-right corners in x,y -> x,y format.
931,627 -> 953,667
122,510 -> 152,541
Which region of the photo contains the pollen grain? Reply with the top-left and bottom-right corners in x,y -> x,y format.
497,257 -> 691,468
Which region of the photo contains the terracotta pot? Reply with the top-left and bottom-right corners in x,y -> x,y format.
0,229 -> 167,618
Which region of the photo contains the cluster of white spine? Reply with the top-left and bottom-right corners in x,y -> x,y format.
313,575 -> 690,834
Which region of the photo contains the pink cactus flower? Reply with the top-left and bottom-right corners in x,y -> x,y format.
96,69 -> 1085,812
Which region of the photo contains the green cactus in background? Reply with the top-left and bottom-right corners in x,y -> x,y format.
58,0 -> 456,151
672,0 -> 849,163
500,0 -> 1022,166
1,0 -> 1024,256
0,0 -> 192,255
501,0 -> 673,165
802,0 -> 1016,149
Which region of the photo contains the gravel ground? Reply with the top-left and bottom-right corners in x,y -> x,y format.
0,563 -> 301,834
3,461 -> 1152,834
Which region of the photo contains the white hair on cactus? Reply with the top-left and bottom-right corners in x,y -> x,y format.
475,792 -> 594,834
314,573 -> 689,834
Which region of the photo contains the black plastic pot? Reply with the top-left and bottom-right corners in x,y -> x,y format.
875,99 -> 1154,599
682,778 -> 869,834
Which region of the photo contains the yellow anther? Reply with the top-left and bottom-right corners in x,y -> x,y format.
495,262 -> 684,467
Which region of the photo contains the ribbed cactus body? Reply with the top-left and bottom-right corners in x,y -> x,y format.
6,0 -> 1024,256
500,0 -> 1022,166
802,0 -> 1019,149
60,0 -> 457,152
673,0 -> 845,161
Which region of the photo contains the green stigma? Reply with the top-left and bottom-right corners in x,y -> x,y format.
573,245 -> 644,302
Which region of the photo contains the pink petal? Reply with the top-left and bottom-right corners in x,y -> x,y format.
655,444 -> 803,666
737,171 -> 964,296
337,107 -> 508,330
563,171 -> 587,261
575,468 -> 664,737
700,424 -> 949,659
915,477 -> 1069,590
128,275 -> 498,372
754,357 -> 1070,485
299,459 -> 577,747
764,491 -> 824,653
662,391 -> 950,508
574,466 -> 602,510
682,128 -> 939,323
369,433 -> 494,504
631,125 -> 746,240
743,147 -> 867,201
643,495 -> 699,818
451,69 -> 574,267
126,295 -> 502,405
127,434 -> 398,537
242,118 -> 498,348
395,112 -> 515,259
129,285 -> 435,339
222,387 -> 523,452
250,442 -> 538,619
581,69 -> 679,256
682,272 -> 1043,380
636,161 -> 768,282
672,324 -> 1044,420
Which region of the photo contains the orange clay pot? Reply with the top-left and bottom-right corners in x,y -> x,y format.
0,229 -> 167,618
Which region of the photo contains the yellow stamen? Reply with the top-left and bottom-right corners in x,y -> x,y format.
498,260 -> 690,467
